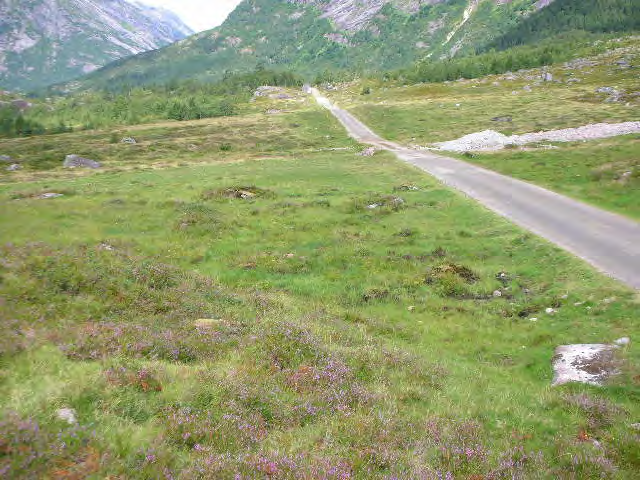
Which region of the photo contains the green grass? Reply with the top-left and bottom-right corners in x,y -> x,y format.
0,103 -> 638,478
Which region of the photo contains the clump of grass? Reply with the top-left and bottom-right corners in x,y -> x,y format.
349,194 -> 406,213
362,287 -> 391,303
202,185 -> 272,200
563,393 -> 625,430
174,202 -> 221,232
9,188 -> 76,200
426,263 -> 479,284
104,365 -> 163,393
0,413 -> 99,477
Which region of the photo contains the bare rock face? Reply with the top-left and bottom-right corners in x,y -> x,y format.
290,0 -> 445,32
534,0 -> 556,9
552,344 -> 620,387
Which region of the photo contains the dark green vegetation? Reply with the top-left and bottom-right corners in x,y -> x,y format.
0,70 -> 301,137
487,0 -> 640,51
401,32 -> 615,84
1,93 -> 639,478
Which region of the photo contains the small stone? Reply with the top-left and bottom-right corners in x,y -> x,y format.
239,191 -> 255,199
408,306 -> 415,312
285,253 -> 295,258
529,318 -> 538,322
121,137 -> 137,144
0,155 -> 14,162
614,337 -> 630,346
493,290 -> 502,297
367,204 -> 379,209
542,72 -> 553,82
596,87 -> 617,94
98,243 -> 115,251
39,193 -> 64,199
358,147 -> 377,157
545,307 -> 556,314
561,294 -> 569,299
631,423 -> 640,431
574,302 -> 584,306
6,163 -> 21,171
56,408 -> 77,425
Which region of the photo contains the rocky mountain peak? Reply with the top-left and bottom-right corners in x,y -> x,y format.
0,0 -> 193,91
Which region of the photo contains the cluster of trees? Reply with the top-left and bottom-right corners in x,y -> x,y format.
487,0 -> 640,51
0,106 -> 74,138
0,69 -> 304,138
398,31 -> 614,84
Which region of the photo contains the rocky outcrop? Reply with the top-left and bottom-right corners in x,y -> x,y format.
290,0 -> 445,32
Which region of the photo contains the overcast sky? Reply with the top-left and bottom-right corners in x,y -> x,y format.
138,0 -> 244,32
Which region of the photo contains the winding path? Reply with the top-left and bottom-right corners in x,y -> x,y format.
311,88 -> 640,289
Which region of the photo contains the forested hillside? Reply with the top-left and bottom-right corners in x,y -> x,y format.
488,0 -> 640,51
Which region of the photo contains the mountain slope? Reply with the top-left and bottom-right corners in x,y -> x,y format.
0,0 -> 193,91
68,0 -> 559,90
488,0 -> 640,51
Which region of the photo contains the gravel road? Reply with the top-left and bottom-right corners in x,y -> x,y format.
311,88 -> 640,289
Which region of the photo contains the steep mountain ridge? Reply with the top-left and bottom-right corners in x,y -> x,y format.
0,0 -> 193,91
76,0 -> 555,90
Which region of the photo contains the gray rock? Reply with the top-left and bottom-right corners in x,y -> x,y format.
0,155 -> 13,163
491,116 -> 512,123
358,146 -> 377,157
39,193 -> 64,199
596,87 -> 617,94
614,337 -> 630,346
542,72 -> 553,82
121,137 -> 137,144
11,99 -> 32,110
552,344 -> 620,386
493,290 -> 502,297
56,408 -> 77,424
523,85 -> 532,92
6,163 -> 21,171
63,154 -> 101,169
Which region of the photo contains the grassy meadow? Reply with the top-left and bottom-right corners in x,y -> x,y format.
1,94 -> 639,478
